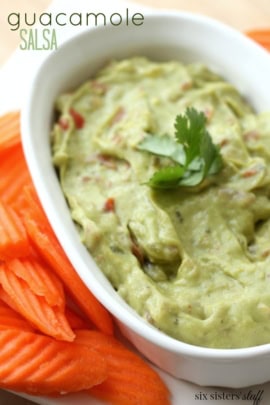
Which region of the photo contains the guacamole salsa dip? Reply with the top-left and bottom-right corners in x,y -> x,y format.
51,57 -> 270,349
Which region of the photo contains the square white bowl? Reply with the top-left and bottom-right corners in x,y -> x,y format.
21,11 -> 270,388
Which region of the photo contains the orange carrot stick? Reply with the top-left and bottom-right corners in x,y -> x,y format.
75,329 -> 171,405
65,306 -> 92,330
7,258 -> 65,309
0,284 -> 20,312
0,329 -> 107,395
0,200 -> 31,260
0,297 -> 35,332
246,29 -> 270,51
20,185 -> 114,336
0,262 -> 75,341
0,111 -> 21,152
0,144 -> 33,205
0,143 -> 22,171
1,170 -> 33,206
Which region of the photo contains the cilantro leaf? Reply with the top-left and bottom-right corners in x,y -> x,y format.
209,153 -> 223,175
138,134 -> 185,165
148,166 -> 186,189
138,107 -> 223,189
175,107 -> 206,167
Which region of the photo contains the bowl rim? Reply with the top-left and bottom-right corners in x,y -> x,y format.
21,9 -> 270,361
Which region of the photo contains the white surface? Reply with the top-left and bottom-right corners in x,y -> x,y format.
2,0 -> 270,404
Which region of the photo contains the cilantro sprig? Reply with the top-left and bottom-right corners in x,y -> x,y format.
138,107 -> 223,189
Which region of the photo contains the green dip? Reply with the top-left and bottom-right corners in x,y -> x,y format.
51,57 -> 270,349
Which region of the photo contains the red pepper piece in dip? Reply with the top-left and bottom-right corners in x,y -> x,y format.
103,198 -> 115,213
69,108 -> 85,129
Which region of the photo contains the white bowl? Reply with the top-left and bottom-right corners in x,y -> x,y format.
21,11 -> 270,388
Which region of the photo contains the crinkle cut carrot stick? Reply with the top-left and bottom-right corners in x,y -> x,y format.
0,297 -> 35,332
75,329 -> 171,405
1,169 -> 32,206
0,111 -> 21,152
246,29 -> 270,51
0,284 -> 20,312
20,185 -> 114,336
65,306 -> 91,330
0,143 -> 23,173
0,262 -> 75,342
0,113 -> 113,333
0,329 -> 107,395
0,200 -> 31,260
0,112 -> 32,206
0,143 -> 33,206
7,258 -> 65,309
